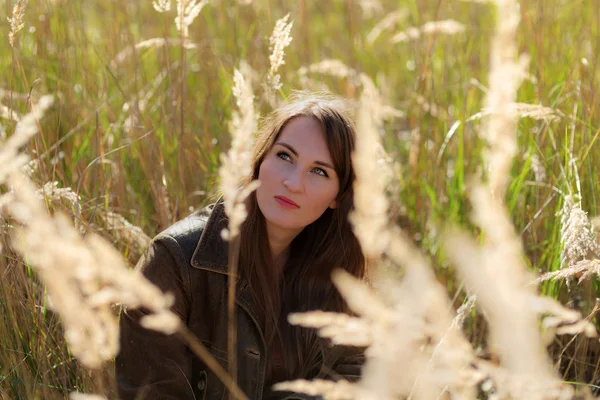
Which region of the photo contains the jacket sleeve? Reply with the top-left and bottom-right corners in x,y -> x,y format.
268,344 -> 365,400
116,236 -> 196,400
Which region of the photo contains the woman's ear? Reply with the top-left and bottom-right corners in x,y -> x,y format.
329,199 -> 337,209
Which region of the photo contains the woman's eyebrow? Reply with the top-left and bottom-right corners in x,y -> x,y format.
275,142 -> 335,170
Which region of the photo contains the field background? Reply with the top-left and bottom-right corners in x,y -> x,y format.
1,0 -> 599,398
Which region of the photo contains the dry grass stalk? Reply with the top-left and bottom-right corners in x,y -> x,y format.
111,38 -> 197,67
467,102 -> 564,122
537,259 -> 600,285
98,210 -> 152,253
530,295 -> 598,338
348,75 -> 391,258
297,59 -> 358,81
37,181 -> 151,255
296,66 -> 404,121
391,19 -> 465,44
381,233 -> 479,400
0,103 -> 20,122
219,68 -> 260,240
366,9 -> 409,43
441,1 -> 597,396
357,0 -> 383,18
39,181 -> 82,218
274,379 -> 357,400
452,295 -> 477,330
265,13 -> 293,106
69,393 -> 107,400
481,0 -> 529,198
592,216 -> 600,236
8,0 -> 28,48
412,93 -> 447,119
0,96 -> 54,182
0,88 -> 30,102
288,311 -> 372,347
443,184 -> 593,399
0,96 -> 181,369
529,152 -> 547,183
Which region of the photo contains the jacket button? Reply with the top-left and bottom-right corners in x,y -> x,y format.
197,371 -> 207,390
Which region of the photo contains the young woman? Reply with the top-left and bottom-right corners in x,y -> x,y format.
116,92 -> 368,400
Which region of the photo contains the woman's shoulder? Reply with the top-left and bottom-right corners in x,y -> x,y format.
148,203 -> 216,265
149,199 -> 228,272
159,203 -> 214,241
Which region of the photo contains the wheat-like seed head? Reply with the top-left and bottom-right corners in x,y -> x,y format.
69,393 -> 107,400
467,102 -> 563,122
297,59 -> 357,80
538,259 -> 600,288
264,13 -> 293,106
219,68 -> 259,240
391,19 -> 465,43
111,38 -> 197,67
559,196 -> 599,268
99,210 -> 152,253
175,0 -> 208,38
8,0 -> 28,48
0,96 -> 54,183
153,0 -> 171,12
348,75 -> 391,259
357,0 -> 383,18
529,153 -> 547,183
274,379 -> 357,400
366,9 -> 408,43
287,310 -> 373,347
0,103 -> 20,122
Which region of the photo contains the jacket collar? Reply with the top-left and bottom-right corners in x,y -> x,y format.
190,198 -> 230,274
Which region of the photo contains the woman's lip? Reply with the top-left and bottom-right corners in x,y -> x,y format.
274,196 -> 300,209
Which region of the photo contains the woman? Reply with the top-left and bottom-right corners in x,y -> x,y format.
116,92 -> 368,400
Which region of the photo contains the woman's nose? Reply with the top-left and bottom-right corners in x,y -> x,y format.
283,169 -> 304,193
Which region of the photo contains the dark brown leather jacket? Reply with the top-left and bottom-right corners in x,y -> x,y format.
116,200 -> 363,400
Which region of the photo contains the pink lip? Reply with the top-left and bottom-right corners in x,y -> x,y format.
274,196 -> 300,209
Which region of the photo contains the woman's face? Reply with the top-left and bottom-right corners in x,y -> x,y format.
256,116 -> 340,238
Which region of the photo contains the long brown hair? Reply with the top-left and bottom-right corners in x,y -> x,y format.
238,92 -> 367,383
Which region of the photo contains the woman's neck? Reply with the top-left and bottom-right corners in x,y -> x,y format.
265,223 -> 298,274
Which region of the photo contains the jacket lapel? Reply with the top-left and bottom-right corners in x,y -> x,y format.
190,199 -> 265,340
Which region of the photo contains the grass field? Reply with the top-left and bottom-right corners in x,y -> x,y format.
1,0 -> 600,398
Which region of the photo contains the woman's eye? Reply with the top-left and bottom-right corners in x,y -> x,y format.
313,168 -> 329,177
277,151 -> 291,161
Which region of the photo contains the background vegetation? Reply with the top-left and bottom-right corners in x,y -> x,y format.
1,0 -> 599,398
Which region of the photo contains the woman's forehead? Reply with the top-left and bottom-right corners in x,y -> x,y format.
275,117 -> 333,162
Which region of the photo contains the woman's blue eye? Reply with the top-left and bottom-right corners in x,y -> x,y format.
276,151 -> 291,161
313,168 -> 329,177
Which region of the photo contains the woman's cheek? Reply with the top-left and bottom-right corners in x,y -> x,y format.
259,158 -> 278,184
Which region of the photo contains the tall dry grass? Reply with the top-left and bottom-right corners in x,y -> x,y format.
1,0 -> 600,399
